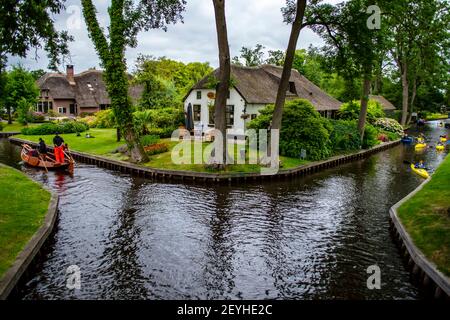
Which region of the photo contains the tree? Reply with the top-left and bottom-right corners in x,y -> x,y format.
0,0 -> 72,123
81,0 -> 186,163
232,44 -> 265,67
266,50 -> 285,66
4,66 -> 39,125
308,0 -> 385,138
380,0 -> 450,125
272,0 -> 307,139
212,0 -> 231,167
134,55 -> 212,103
30,69 -> 47,81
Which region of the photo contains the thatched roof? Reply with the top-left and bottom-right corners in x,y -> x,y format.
187,64 -> 342,111
37,69 -> 143,107
369,95 -> 396,110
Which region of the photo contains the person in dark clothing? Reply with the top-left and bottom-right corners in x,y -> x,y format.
53,133 -> 65,163
38,138 -> 47,155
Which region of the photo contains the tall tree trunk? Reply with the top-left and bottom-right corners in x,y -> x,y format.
407,77 -> 417,125
358,75 -> 372,141
212,0 -> 231,166
400,62 -> 409,125
81,0 -> 148,163
271,0 -> 307,133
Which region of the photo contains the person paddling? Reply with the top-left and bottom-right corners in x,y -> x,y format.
415,160 -> 425,169
53,133 -> 65,163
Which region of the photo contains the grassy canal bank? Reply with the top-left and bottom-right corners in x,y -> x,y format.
15,129 -> 308,173
0,164 -> 51,279
398,154 -> 450,277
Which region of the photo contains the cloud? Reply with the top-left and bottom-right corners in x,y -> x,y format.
7,0 -> 326,72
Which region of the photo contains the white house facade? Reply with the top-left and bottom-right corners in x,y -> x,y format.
183,64 -> 343,136
183,88 -> 262,135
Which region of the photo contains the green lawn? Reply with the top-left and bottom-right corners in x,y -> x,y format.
145,139 -> 308,173
16,128 -> 124,155
398,154 -> 450,277
0,164 -> 51,279
1,121 -> 39,133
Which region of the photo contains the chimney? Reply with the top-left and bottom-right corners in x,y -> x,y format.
66,65 -> 75,85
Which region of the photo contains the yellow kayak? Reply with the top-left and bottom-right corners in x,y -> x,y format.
440,137 -> 447,143
436,145 -> 445,151
415,143 -> 427,150
411,164 -> 429,179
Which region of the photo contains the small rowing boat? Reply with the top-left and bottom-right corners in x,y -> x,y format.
21,144 -> 74,173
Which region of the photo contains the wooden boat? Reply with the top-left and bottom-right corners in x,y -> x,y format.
21,144 -> 74,173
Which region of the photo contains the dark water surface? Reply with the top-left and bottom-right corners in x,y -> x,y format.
1,121 -> 448,299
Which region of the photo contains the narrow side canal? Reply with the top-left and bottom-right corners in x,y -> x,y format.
0,121 -> 448,299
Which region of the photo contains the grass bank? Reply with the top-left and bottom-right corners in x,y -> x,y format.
398,154 -> 450,277
16,128 -> 124,156
0,164 -> 51,278
0,121 -> 39,133
16,129 -> 308,173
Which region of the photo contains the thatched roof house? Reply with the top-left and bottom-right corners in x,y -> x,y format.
36,65 -> 143,116
369,95 -> 396,111
183,64 -> 343,133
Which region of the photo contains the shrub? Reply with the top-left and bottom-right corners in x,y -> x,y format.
78,115 -> 97,127
248,99 -> 333,161
329,119 -> 361,152
21,121 -> 89,135
47,109 -> 58,118
373,117 -> 403,136
140,134 -> 160,147
31,112 -> 46,123
93,109 -> 115,128
144,143 -> 169,155
17,98 -> 33,125
362,124 -> 380,149
133,107 -> 183,138
379,130 -> 401,142
0,122 -> 4,131
338,99 -> 385,123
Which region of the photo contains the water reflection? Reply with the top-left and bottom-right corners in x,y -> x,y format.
0,120 -> 448,299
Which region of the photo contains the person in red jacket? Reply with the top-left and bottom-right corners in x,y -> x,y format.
53,133 -> 65,163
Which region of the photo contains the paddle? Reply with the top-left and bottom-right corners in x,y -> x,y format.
39,154 -> 48,173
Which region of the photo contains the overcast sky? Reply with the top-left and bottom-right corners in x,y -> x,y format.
8,0 -> 341,73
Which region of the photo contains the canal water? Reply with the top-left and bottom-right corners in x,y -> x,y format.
0,121 -> 448,299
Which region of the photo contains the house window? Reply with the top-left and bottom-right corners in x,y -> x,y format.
227,90 -> 230,99
69,104 -> 76,114
209,106 -> 214,125
193,104 -> 201,122
196,91 -> 202,99
251,114 -> 257,120
209,105 -> 234,126
100,104 -> 110,110
37,102 -> 51,113
58,107 -> 67,114
289,81 -> 297,94
226,105 -> 234,127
